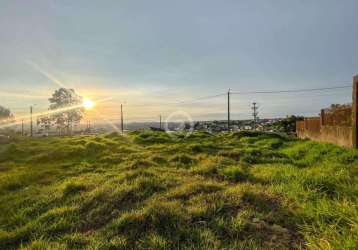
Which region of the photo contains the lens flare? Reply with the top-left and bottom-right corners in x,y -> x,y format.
83,99 -> 95,110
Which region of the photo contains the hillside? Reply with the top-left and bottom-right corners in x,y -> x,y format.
0,131 -> 357,249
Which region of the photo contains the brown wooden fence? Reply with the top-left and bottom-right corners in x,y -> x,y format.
322,106 -> 352,127
296,106 -> 353,147
296,74 -> 358,148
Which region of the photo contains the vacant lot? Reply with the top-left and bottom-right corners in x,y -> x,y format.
0,131 -> 357,249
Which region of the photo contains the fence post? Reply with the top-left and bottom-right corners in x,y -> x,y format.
303,118 -> 307,138
320,109 -> 324,127
352,75 -> 358,148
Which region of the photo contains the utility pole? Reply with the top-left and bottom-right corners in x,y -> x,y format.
159,115 -> 162,129
353,75 -> 358,148
30,106 -> 33,137
21,119 -> 24,136
227,89 -> 231,131
252,102 -> 259,130
87,120 -> 91,134
120,104 -> 124,135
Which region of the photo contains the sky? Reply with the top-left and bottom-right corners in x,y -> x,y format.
0,0 -> 358,123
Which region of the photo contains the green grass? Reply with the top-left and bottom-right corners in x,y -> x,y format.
0,131 -> 357,249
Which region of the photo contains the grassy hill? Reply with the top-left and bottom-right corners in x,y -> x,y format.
0,131 -> 357,249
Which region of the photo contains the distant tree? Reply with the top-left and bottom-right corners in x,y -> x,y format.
39,88 -> 84,135
184,122 -> 192,130
194,122 -> 200,130
267,115 -> 303,134
0,106 -> 15,136
274,115 -> 303,133
0,106 -> 13,122
37,115 -> 52,135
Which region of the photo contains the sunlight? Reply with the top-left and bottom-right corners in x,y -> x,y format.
25,60 -> 67,88
83,98 -> 95,110
0,97 -> 111,129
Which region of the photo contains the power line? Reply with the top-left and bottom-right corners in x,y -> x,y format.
85,84 -> 352,110
116,85 -> 351,108
176,92 -> 227,105
230,85 -> 351,95
103,93 -> 227,108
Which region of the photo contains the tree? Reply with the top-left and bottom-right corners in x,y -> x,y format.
272,115 -> 304,133
0,106 -> 13,122
0,106 -> 15,136
39,88 -> 84,135
37,115 -> 52,136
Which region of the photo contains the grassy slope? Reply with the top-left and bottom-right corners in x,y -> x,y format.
0,131 -> 357,250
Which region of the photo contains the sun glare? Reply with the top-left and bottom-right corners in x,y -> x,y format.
83,98 -> 95,110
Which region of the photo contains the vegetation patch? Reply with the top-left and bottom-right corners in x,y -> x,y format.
0,131 -> 356,249
169,153 -> 197,166
63,182 -> 87,197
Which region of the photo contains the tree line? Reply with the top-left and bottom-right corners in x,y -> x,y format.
0,88 -> 85,136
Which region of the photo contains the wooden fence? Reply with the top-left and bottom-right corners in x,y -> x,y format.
296,74 -> 358,148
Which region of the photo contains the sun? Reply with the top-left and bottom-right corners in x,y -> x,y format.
82,98 -> 95,110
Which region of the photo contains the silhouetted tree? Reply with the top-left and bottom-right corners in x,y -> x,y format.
0,106 -> 15,136
39,88 -> 84,135
0,106 -> 13,122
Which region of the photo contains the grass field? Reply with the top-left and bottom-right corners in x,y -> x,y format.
0,131 -> 357,249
